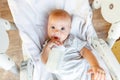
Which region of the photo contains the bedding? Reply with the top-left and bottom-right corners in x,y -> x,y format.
7,0 -> 112,80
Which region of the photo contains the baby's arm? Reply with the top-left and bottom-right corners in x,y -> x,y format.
41,40 -> 55,63
41,44 -> 50,64
41,39 -> 59,64
80,47 -> 105,80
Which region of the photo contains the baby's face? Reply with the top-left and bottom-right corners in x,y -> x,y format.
48,18 -> 71,44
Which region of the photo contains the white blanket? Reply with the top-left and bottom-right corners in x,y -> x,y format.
7,0 -> 112,80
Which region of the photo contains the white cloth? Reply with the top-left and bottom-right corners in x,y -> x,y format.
43,34 -> 112,80
44,34 -> 90,80
7,0 -> 112,80
45,46 -> 66,73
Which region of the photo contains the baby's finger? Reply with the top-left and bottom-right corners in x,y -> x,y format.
51,39 -> 61,45
87,68 -> 93,74
97,72 -> 102,80
98,73 -> 105,80
54,41 -> 62,45
96,70 -> 105,80
94,72 -> 99,80
101,72 -> 106,80
48,42 -> 57,49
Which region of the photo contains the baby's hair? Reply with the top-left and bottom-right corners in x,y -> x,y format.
48,9 -> 71,24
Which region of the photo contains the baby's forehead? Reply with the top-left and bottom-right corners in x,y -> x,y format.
49,16 -> 71,24
49,15 -> 70,21
49,19 -> 70,26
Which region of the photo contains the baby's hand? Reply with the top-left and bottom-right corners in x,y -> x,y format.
88,65 -> 106,80
45,40 -> 57,51
51,36 -> 62,46
41,40 -> 57,63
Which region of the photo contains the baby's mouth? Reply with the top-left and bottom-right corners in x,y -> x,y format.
54,36 -> 59,40
51,36 -> 63,45
52,36 -> 60,41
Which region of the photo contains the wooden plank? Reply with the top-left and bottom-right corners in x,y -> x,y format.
0,0 -> 13,22
112,40 -> 120,63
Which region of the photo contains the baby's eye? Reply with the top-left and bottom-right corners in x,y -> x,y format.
61,27 -> 65,30
51,26 -> 55,29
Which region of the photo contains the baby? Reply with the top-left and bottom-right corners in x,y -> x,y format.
41,9 -> 106,80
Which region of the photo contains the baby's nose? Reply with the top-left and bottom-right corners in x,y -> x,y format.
54,29 -> 60,35
54,29 -> 59,32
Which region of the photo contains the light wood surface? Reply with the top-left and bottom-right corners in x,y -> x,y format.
0,30 -> 23,80
0,0 -> 13,22
0,1 -> 22,80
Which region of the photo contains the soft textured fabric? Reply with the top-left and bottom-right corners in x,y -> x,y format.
42,34 -> 112,80
43,34 -> 90,80
7,0 -> 112,80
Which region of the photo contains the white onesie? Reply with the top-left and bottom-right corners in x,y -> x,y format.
44,34 -> 91,80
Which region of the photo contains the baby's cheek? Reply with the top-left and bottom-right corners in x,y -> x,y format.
61,35 -> 67,41
50,32 -> 54,37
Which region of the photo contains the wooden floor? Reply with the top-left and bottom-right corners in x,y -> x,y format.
0,0 -> 119,80
0,1 -> 23,79
0,30 -> 23,80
